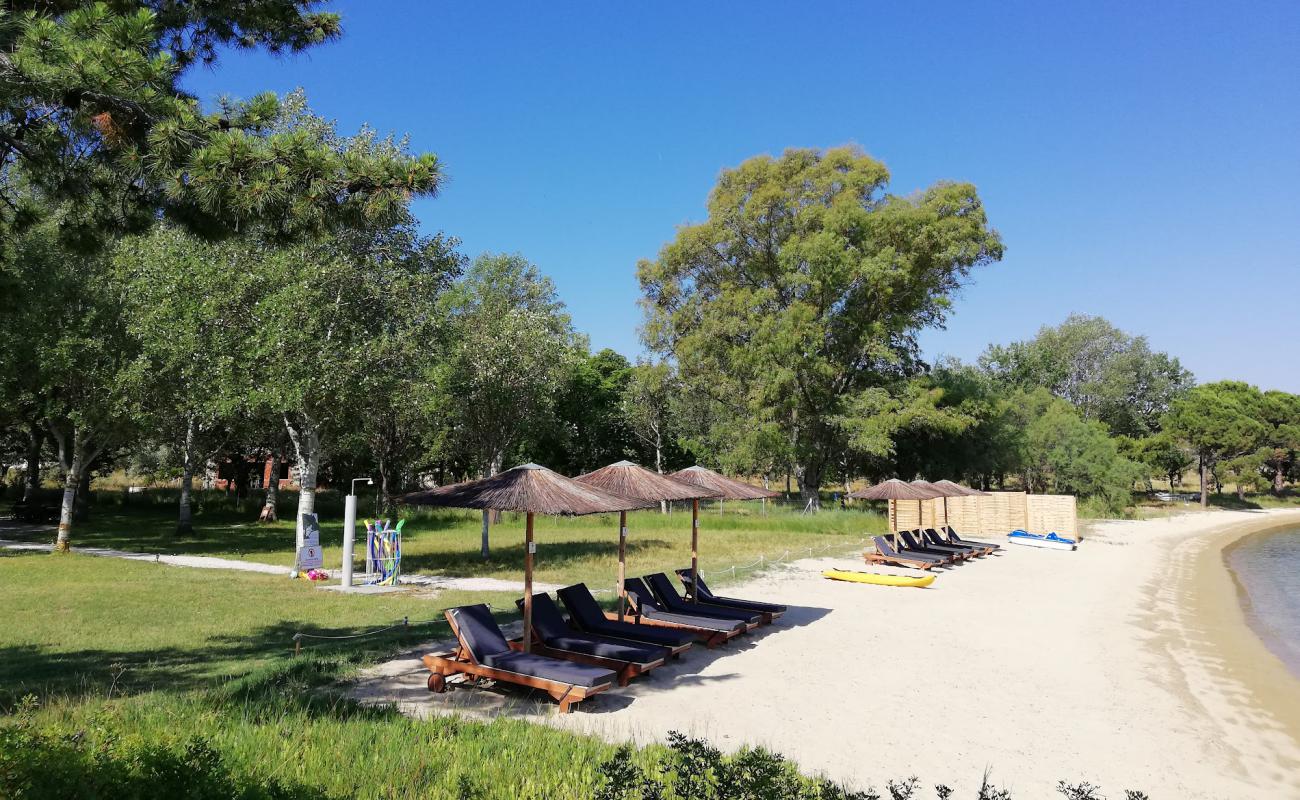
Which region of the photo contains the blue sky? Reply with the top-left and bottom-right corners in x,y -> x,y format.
184,1 -> 1300,391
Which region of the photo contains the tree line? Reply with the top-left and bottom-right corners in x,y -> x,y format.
2,4 -> 1295,554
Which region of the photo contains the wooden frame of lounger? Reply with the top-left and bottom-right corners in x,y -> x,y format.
422,610 -> 612,713
507,633 -> 665,687
606,609 -> 738,649
864,536 -> 938,571
642,573 -> 764,631
923,528 -> 993,556
674,569 -> 785,625
899,529 -> 969,562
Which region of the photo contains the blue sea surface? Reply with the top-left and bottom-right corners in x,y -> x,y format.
1226,527 -> 1300,679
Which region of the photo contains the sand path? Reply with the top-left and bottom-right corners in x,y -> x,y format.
349,508 -> 1300,798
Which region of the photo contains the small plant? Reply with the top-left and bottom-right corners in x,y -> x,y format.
887,776 -> 920,800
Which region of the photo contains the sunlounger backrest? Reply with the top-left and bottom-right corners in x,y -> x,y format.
622,578 -> 662,612
447,604 -> 512,662
557,583 -> 607,626
873,536 -> 898,557
515,593 -> 570,640
645,573 -> 685,604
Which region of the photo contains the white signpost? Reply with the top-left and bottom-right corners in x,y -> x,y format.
297,513 -> 323,572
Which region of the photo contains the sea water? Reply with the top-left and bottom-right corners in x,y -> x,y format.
1226,526 -> 1300,679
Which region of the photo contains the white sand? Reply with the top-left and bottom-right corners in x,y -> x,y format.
350,509 -> 1300,798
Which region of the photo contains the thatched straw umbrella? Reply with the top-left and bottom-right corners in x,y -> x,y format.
667,466 -> 778,602
399,463 -> 651,651
848,478 -> 942,546
931,479 -> 990,532
574,460 -> 718,619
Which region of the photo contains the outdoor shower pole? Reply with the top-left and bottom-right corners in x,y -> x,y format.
617,510 -> 628,621
342,493 -> 356,587
343,477 -> 372,588
690,499 -> 699,603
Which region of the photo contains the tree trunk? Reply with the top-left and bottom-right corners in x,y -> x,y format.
177,416 -> 197,535
74,470 -> 91,522
1199,455 -> 1208,508
23,422 -> 42,501
285,415 -> 322,548
654,429 -> 667,514
55,450 -> 82,552
259,449 -> 281,522
1274,466 -> 1287,496
480,510 -> 491,560
53,428 -> 99,552
797,462 -> 822,511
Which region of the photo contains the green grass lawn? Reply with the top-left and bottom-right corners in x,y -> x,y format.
0,550 -> 650,798
0,493 -> 888,798
6,489 -> 882,592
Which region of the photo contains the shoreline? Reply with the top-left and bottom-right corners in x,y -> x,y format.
1184,512 -> 1300,748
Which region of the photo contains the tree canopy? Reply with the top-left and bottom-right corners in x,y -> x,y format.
639,146 -> 1003,507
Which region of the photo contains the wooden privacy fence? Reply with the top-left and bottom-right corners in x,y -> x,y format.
888,491 -> 1077,539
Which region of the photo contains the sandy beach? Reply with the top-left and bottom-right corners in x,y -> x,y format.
352,509 -> 1300,798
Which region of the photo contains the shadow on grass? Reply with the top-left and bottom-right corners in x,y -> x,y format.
1207,494 -> 1266,511
0,616 -> 450,715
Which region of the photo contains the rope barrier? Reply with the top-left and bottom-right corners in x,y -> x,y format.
292,617 -> 411,655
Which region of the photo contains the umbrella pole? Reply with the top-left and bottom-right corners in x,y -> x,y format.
523,511 -> 534,653
690,498 -> 699,603
617,510 -> 627,621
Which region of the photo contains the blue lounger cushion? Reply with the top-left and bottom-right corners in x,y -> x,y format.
556,584 -> 696,648
447,604 -> 616,688
516,594 -> 669,665
623,578 -> 743,633
480,651 -> 616,688
873,536 -> 946,564
643,573 -> 761,624
675,569 -> 786,614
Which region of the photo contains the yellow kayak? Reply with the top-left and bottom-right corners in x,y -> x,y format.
822,569 -> 935,588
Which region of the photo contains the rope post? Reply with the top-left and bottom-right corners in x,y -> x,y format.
293,633 -> 301,657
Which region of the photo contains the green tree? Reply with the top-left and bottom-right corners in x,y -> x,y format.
1258,391 -> 1300,495
1219,450 -> 1268,501
1,2 -> 440,250
116,227 -> 262,534
622,360 -> 680,479
247,221 -> 458,548
12,221 -> 143,550
1164,381 -> 1268,507
529,348 -> 638,475
980,314 -> 1193,438
1012,389 -> 1143,514
1129,433 -> 1194,491
639,147 -> 1003,509
429,253 -> 576,556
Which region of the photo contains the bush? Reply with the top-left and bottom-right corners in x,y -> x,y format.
0,697 -> 320,800
594,734 -> 1148,800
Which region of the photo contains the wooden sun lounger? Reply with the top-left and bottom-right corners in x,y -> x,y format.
620,578 -> 744,649
944,526 -> 1002,552
512,594 -> 669,687
900,529 -> 968,562
556,583 -> 695,656
643,572 -> 762,629
422,604 -> 616,713
674,568 -> 785,624
924,528 -> 992,556
866,535 -> 943,570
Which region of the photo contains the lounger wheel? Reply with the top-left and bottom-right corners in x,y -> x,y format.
427,673 -> 447,693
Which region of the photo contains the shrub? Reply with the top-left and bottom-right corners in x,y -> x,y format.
0,697 -> 319,800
